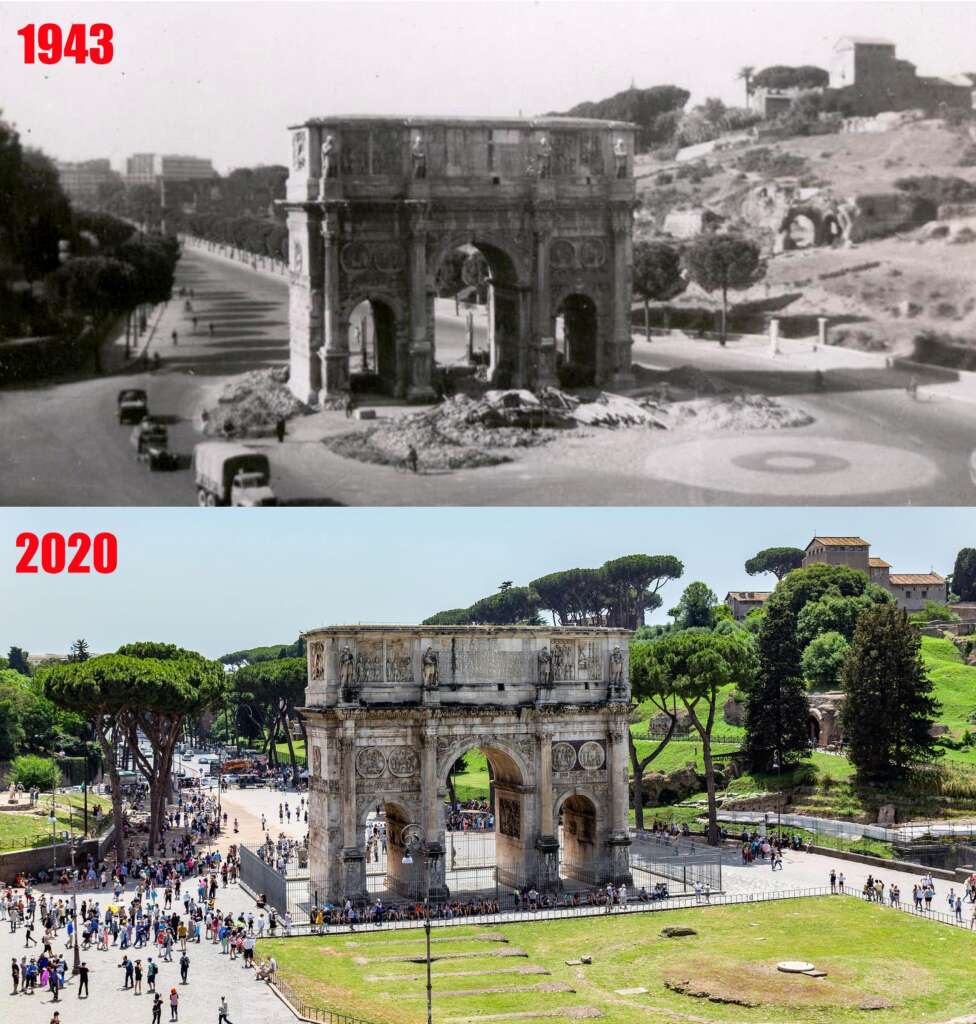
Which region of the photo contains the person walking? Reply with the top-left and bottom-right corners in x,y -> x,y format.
147,958 -> 158,992
11,956 -> 20,995
179,952 -> 189,984
77,962 -> 89,999
274,418 -> 286,443
218,995 -> 232,1024
169,988 -> 179,1021
152,993 -> 163,1024
134,959 -> 143,995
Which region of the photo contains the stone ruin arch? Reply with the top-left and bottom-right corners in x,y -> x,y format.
301,625 -> 634,905
282,115 -> 638,402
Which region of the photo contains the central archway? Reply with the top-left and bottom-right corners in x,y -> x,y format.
343,295 -> 404,395
440,739 -> 530,892
429,238 -> 525,390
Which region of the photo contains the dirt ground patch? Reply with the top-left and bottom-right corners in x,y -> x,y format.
661,956 -> 926,1010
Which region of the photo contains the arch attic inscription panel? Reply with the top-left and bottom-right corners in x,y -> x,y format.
282,116 -> 637,403
301,625 -> 633,905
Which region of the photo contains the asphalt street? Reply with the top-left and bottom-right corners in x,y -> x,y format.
3,246 -> 975,506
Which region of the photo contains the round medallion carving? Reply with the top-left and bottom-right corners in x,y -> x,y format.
551,741 -> 577,772
355,747 -> 386,778
579,239 -> 607,268
388,748 -> 419,778
373,243 -> 404,273
578,741 -> 606,770
550,239 -> 575,269
340,242 -> 370,272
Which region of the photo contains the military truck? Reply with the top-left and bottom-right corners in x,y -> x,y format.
192,442 -> 277,507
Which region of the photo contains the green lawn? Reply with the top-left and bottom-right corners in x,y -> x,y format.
264,896 -> 976,1024
0,791 -> 111,849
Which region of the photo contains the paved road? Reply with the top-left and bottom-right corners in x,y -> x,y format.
3,246 -> 976,505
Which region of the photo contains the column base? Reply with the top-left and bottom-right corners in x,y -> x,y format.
407,384 -> 437,402
341,847 -> 368,905
535,834 -> 561,893
535,338 -> 558,390
605,831 -> 633,887
319,350 -> 350,397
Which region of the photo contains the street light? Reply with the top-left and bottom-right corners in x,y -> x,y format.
401,822 -> 437,1024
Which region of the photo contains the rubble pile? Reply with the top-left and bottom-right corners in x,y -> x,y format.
574,392 -> 667,428
670,393 -> 815,432
201,368 -> 306,438
324,394 -> 558,471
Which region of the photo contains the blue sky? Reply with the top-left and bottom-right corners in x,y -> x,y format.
0,507 -> 969,659
2,2 -> 974,171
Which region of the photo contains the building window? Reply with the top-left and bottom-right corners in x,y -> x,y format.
921,590 -> 928,598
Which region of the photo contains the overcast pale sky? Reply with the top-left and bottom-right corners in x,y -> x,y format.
0,507 -> 969,659
1,1 -> 974,172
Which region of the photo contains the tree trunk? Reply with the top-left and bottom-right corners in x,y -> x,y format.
629,734 -> 645,832
720,285 -> 728,346
96,717 -> 127,864
701,737 -> 720,846
281,702 -> 299,785
644,299 -> 651,343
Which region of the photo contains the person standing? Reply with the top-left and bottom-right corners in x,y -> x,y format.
152,993 -> 163,1024
179,952 -> 189,984
77,962 -> 89,999
134,959 -> 143,995
169,988 -> 179,1021
218,996 -> 232,1024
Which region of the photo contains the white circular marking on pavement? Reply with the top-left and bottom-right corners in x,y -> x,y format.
645,435 -> 939,497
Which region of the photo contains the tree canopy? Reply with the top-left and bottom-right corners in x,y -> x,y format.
632,630 -> 756,843
554,85 -> 691,151
744,547 -> 804,581
952,548 -> 976,601
681,234 -> 765,344
841,604 -> 940,781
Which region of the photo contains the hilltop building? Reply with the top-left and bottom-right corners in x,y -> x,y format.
829,37 -> 971,115
802,536 -> 947,611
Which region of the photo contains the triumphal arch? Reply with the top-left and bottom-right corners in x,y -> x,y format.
283,116 -> 637,403
301,625 -> 633,905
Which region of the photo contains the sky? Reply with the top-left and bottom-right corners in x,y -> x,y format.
2,1 -> 975,172
0,506 -> 969,659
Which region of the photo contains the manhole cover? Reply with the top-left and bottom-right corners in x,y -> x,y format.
777,961 -> 816,973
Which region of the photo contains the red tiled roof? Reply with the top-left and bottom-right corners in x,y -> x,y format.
888,573 -> 945,586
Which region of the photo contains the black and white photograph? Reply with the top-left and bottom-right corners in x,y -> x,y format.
4,2 -> 976,505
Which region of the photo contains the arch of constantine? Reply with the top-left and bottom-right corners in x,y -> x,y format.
301,625 -> 633,906
283,116 -> 637,403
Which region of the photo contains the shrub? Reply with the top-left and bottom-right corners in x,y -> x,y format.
10,754 -> 61,792
734,147 -> 808,177
894,176 -> 976,204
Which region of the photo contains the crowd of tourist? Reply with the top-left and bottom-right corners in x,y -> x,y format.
445,800 -> 494,832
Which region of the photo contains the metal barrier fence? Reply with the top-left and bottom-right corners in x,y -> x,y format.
717,809 -> 976,845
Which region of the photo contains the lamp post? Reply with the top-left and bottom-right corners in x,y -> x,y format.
401,822 -> 436,1024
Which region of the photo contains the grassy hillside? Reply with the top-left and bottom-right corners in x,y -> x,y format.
634,119 -> 976,354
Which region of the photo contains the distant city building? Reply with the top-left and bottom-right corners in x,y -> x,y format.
724,591 -> 771,621
55,158 -> 121,206
829,37 -> 971,115
125,153 -> 217,185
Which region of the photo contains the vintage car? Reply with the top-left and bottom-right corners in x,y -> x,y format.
130,417 -> 178,470
117,388 -> 148,425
